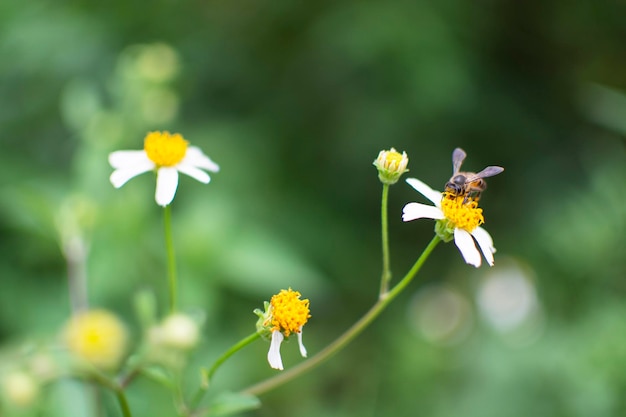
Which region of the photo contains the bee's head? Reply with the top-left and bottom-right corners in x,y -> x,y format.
445,174 -> 466,193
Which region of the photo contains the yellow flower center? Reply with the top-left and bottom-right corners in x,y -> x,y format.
143,131 -> 188,167
270,289 -> 311,337
440,193 -> 484,232
384,150 -> 404,169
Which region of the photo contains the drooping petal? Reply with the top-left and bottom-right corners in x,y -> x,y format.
297,327 -> 307,358
176,162 -> 211,184
183,147 -> 220,172
155,167 -> 179,207
402,202 -> 445,222
110,163 -> 155,188
108,150 -> 151,169
405,178 -> 443,206
471,226 -> 496,266
454,228 -> 481,267
267,331 -> 284,370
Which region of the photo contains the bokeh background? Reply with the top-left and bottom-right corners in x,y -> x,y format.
1,0 -> 626,416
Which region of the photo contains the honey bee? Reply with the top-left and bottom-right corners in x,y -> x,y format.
445,147 -> 503,202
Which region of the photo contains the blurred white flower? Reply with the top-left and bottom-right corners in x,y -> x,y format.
109,131 -> 219,206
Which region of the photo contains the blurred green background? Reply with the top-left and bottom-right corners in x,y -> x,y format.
1,0 -> 626,416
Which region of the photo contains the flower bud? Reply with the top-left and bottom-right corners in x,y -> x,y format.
373,148 -> 409,184
150,313 -> 200,350
2,371 -> 39,407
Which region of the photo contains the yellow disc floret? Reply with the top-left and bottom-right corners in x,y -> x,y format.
64,309 -> 128,369
383,150 -> 404,169
143,131 -> 188,167
441,193 -> 484,232
270,289 -> 311,337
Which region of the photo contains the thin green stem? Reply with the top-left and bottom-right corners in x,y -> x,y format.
163,204 -> 178,314
241,235 -> 441,397
115,389 -> 133,417
189,332 -> 262,410
379,183 -> 392,296
84,369 -> 133,417
207,332 -> 261,382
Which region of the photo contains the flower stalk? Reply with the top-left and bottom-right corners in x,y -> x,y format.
189,332 -> 261,410
379,183 -> 392,296
115,389 -> 133,417
163,204 -> 178,314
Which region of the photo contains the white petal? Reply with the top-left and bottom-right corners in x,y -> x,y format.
176,162 -> 211,184
155,167 -> 179,207
108,150 -> 151,169
471,226 -> 496,266
454,228 -> 481,267
405,178 -> 443,206
183,147 -> 220,172
267,331 -> 284,370
297,328 -> 307,358
402,202 -> 445,222
110,163 -> 154,188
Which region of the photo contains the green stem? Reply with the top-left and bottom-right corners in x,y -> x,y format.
189,332 -> 262,409
85,369 -> 133,417
379,183 -> 392,296
115,389 -> 133,417
207,332 -> 261,382
163,204 -> 178,314
241,235 -> 441,397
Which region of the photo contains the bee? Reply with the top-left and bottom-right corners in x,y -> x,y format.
445,147 -> 504,202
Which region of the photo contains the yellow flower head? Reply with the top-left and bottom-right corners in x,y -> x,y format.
64,309 -> 128,370
255,289 -> 311,370
269,288 -> 311,337
440,193 -> 484,233
143,131 -> 188,167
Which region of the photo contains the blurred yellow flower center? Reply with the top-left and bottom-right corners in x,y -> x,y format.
144,131 -> 188,167
441,193 -> 484,232
64,309 -> 128,369
270,289 -> 311,337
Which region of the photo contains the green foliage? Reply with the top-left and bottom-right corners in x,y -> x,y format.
1,0 -> 626,415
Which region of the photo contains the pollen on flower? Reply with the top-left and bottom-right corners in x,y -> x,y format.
143,131 -> 188,167
441,193 -> 485,232
270,289 -> 311,337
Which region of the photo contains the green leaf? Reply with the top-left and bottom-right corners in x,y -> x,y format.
207,392 -> 261,416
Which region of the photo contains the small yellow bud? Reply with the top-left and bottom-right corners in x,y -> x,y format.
373,148 -> 409,184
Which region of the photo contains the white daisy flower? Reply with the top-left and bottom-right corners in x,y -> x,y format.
402,178 -> 496,268
109,131 -> 219,206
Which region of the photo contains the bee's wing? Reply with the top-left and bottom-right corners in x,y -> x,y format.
468,166 -> 504,181
452,148 -> 466,174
